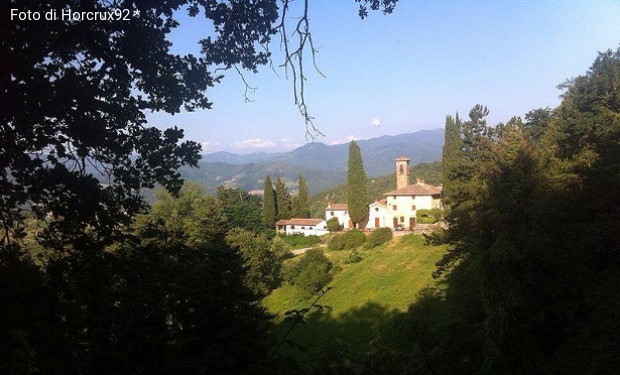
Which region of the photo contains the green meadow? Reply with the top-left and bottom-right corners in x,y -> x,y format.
263,234 -> 447,364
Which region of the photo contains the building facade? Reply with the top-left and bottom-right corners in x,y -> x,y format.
275,218 -> 329,236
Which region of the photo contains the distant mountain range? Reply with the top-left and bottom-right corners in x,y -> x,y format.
183,128 -> 444,194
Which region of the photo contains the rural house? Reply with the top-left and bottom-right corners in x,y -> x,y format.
275,218 -> 329,236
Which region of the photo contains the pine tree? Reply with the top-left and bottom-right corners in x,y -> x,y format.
346,141 -> 368,228
442,113 -> 462,207
274,176 -> 292,220
292,175 -> 310,218
262,176 -> 276,226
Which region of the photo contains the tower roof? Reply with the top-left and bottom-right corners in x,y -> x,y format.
395,156 -> 410,161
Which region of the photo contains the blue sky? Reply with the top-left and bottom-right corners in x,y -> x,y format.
145,0 -> 620,154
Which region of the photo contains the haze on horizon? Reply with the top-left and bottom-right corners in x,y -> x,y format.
145,0 -> 620,154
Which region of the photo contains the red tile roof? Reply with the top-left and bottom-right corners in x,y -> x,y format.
276,218 -> 324,226
371,199 -> 388,207
326,203 -> 348,210
384,181 -> 442,196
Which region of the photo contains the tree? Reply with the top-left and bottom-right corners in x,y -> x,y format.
292,175 -> 310,218
275,176 -> 292,220
442,113 -> 462,207
263,176 -> 277,226
0,0 -> 283,246
326,217 -> 341,233
347,141 -> 368,228
226,228 -> 282,296
216,186 -> 265,232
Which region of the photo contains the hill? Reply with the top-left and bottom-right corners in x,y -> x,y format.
309,161 -> 442,217
178,161 -> 345,195
191,129 -> 444,194
263,235 -> 447,364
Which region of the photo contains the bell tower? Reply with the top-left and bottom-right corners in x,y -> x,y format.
395,156 -> 410,189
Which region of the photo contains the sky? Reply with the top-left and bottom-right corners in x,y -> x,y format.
145,0 -> 620,154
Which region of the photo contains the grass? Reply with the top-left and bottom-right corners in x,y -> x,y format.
263,234 -> 447,365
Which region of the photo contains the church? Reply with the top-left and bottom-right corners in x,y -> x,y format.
326,156 -> 442,231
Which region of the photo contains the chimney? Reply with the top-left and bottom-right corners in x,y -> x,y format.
416,178 -> 421,184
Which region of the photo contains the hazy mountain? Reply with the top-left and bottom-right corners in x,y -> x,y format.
200,151 -> 285,164
179,161 -> 345,195
190,128 -> 444,194
202,128 -> 443,175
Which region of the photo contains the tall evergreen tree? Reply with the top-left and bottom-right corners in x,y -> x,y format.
262,176 -> 276,226
347,141 -> 368,228
292,175 -> 310,218
442,113 -> 462,207
275,176 -> 292,220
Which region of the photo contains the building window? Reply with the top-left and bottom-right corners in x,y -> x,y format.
400,216 -> 404,223
392,205 -> 397,210
301,226 -> 306,230
330,211 -> 334,216
375,207 -> 379,212
393,195 -> 396,199
309,227 -> 313,230
412,205 -> 416,210
291,225 -> 295,229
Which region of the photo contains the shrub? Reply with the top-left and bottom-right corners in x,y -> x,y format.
344,229 -> 366,249
364,227 -> 393,249
343,250 -> 363,264
328,233 -> 346,250
271,236 -> 292,260
326,217 -> 341,233
416,208 -> 442,224
291,249 -> 333,294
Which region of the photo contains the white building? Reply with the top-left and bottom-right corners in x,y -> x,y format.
368,199 -> 389,228
324,203 -> 352,229
383,156 -> 442,230
323,156 -> 443,231
275,218 -> 329,236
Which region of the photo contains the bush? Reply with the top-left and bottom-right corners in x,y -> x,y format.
290,249 -> 333,294
364,227 -> 393,249
416,208 -> 443,224
280,234 -> 321,249
326,217 -> 341,232
328,233 -> 346,250
344,229 -> 366,249
343,250 -> 363,264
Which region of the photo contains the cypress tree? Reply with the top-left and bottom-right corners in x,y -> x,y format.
262,176 -> 276,226
274,176 -> 291,220
346,141 -> 368,228
292,175 -> 310,218
442,113 -> 462,207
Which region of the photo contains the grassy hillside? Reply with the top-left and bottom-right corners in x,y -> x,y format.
309,161 -> 442,217
263,234 -> 446,364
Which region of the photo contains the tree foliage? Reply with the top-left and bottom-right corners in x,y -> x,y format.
226,228 -> 282,296
216,186 -> 265,232
292,175 -> 311,218
263,176 -> 277,227
347,141 -> 369,227
275,176 -> 292,220
442,113 -> 461,207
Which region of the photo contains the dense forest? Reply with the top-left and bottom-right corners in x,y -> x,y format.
2,0 -> 619,373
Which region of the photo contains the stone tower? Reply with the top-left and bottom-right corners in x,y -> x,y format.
395,156 -> 410,190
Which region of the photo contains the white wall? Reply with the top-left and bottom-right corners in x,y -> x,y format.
325,210 -> 350,228
285,222 -> 329,236
368,204 -> 389,228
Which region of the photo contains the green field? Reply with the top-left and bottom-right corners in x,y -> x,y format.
263,234 -> 447,364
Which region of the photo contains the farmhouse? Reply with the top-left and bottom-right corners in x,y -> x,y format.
325,156 -> 443,230
324,203 -> 352,228
382,156 -> 442,229
275,218 -> 329,236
